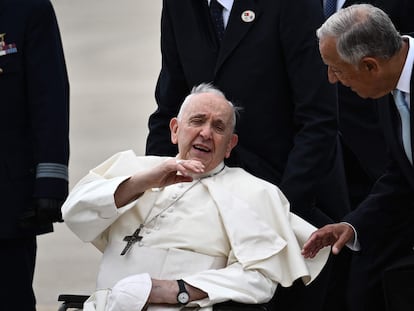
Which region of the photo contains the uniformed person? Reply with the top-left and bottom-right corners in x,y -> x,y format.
0,0 -> 69,309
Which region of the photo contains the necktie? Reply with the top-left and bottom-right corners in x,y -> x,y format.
394,89 -> 413,164
324,0 -> 337,18
210,0 -> 225,41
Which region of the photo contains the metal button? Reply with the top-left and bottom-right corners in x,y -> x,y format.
0,67 -> 3,74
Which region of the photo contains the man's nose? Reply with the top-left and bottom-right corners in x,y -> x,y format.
199,125 -> 212,138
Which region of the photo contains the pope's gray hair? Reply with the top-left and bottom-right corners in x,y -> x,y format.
316,3 -> 402,66
177,83 -> 240,131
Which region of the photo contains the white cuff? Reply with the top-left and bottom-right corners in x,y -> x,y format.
340,222 -> 361,251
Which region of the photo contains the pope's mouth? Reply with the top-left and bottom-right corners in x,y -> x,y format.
193,144 -> 211,153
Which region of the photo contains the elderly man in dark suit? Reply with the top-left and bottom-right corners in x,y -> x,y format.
145,0 -> 351,309
0,0 -> 69,309
321,2 -> 413,309
324,0 -> 414,210
302,4 -> 414,311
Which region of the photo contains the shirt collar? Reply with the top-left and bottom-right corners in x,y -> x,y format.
208,0 -> 234,12
395,36 -> 414,95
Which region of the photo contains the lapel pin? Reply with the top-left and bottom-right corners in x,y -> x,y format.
241,10 -> 255,23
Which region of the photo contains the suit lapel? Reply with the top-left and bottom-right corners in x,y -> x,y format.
214,0 -> 260,74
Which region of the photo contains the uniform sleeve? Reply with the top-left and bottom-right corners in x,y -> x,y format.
26,0 -> 70,199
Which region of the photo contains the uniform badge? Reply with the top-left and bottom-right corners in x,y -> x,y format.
0,33 -> 18,56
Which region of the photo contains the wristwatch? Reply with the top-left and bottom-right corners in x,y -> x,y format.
176,279 -> 190,305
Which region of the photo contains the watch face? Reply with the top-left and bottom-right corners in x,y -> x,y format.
178,292 -> 190,304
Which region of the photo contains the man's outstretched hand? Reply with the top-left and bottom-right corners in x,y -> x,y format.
301,223 -> 355,258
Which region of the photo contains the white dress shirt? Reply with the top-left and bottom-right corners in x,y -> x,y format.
395,36 -> 414,108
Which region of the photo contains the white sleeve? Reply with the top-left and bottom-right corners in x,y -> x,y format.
183,257 -> 277,307
62,173 -> 136,242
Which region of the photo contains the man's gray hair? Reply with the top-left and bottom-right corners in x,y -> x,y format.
177,83 -> 240,131
316,4 -> 402,66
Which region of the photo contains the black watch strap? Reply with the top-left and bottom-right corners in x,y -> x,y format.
177,279 -> 190,305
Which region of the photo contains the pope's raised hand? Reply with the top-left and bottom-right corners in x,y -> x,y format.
153,158 -> 205,188
114,158 -> 205,208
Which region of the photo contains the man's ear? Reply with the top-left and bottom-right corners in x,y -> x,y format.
360,57 -> 379,72
225,134 -> 238,158
170,118 -> 179,145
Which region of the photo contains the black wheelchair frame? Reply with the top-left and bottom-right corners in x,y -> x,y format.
57,294 -> 272,311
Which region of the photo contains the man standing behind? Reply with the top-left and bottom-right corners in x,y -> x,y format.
302,4 -> 414,311
146,2 -> 350,308
0,0 -> 70,310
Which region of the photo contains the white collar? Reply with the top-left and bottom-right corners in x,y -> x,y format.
395,36 -> 414,95
208,0 -> 234,12
193,162 -> 226,179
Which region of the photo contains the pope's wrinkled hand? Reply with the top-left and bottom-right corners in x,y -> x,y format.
153,158 -> 205,188
114,158 -> 205,208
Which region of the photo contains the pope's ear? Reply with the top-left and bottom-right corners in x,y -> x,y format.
225,134 -> 238,158
170,118 -> 179,145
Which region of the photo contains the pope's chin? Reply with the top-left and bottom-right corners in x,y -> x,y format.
190,148 -> 212,164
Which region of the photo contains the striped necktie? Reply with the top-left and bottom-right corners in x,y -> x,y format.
394,89 -> 412,164
210,0 -> 225,41
324,0 -> 337,18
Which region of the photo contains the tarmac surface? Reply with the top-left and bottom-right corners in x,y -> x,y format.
34,1 -> 162,310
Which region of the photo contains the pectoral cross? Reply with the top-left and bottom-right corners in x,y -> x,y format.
120,224 -> 144,256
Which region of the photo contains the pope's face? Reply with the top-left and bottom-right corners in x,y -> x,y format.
319,36 -> 388,99
170,92 -> 238,172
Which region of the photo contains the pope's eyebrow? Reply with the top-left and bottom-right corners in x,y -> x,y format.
189,113 -> 206,119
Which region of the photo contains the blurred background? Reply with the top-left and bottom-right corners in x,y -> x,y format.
34,1 -> 162,310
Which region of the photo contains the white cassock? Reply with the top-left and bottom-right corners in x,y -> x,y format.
62,150 -> 330,311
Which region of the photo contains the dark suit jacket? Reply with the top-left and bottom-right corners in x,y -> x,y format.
337,0 -> 414,209
344,61 -> 414,290
0,0 -> 69,238
146,0 -> 350,227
